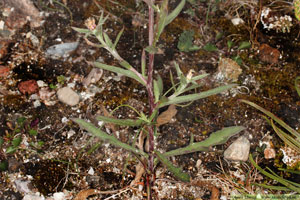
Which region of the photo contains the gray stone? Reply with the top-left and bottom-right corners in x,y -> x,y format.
46,42 -> 79,58
57,87 -> 80,106
224,136 -> 250,162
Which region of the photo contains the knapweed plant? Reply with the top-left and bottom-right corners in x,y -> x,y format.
73,0 -> 244,198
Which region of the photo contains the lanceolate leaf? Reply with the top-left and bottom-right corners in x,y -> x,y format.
165,0 -> 186,26
155,0 -> 168,43
163,126 -> 245,157
94,62 -> 145,85
96,115 -> 144,127
73,118 -> 148,158
159,84 -> 236,108
155,150 -> 190,182
72,27 -> 91,34
113,27 -> 124,49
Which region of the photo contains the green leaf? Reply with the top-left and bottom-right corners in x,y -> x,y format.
0,160 -> 8,171
0,137 -> 3,147
249,154 -> 300,192
37,141 -> 44,147
29,129 -> 38,136
94,62 -> 145,85
240,100 -> 300,139
163,126 -> 245,157
87,143 -> 102,155
145,46 -> 160,54
72,27 -> 91,34
12,137 -> 21,147
157,75 -> 164,95
113,27 -> 124,49
154,79 -> 161,103
203,43 -> 218,52
141,50 -> 146,77
159,84 -> 236,108
165,0 -> 186,26
72,118 -> 148,158
295,76 -> 300,97
177,30 -> 200,52
96,116 -> 144,127
238,41 -> 251,50
191,73 -> 209,82
6,146 -> 17,154
103,32 -> 113,48
155,150 -> 190,182
17,117 -> 26,127
215,32 -> 223,40
155,0 -> 168,43
232,55 -> 242,65
227,40 -> 234,49
174,62 -> 183,78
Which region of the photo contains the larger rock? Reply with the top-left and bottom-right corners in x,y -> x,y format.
57,87 -> 80,106
224,136 -> 250,162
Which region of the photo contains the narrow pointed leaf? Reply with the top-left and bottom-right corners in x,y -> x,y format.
155,150 -> 190,182
271,120 -> 300,152
249,154 -> 300,192
103,32 -> 113,48
238,41 -> 251,50
73,118 -> 148,158
295,76 -> 300,97
165,0 -> 186,26
72,27 -> 91,34
240,100 -> 300,138
94,62 -> 145,85
96,115 -> 144,127
159,84 -> 236,108
191,73 -> 209,81
113,27 -> 124,49
157,74 -> 163,95
154,79 -> 161,103
155,0 -> 168,43
182,84 -> 203,93
163,126 -> 245,157
141,49 -> 146,77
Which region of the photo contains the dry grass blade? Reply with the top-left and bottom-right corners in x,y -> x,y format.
156,104 -> 177,127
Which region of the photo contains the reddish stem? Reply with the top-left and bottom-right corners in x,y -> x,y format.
146,0 -> 156,199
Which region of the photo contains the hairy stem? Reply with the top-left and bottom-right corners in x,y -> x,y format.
146,0 -> 156,199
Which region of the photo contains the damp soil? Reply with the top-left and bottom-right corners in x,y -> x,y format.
0,0 -> 300,199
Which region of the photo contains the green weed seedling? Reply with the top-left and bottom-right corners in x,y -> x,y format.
177,30 -> 200,52
0,117 -> 42,171
73,0 -> 244,198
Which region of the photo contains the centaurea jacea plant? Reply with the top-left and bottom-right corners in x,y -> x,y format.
72,0 -> 245,198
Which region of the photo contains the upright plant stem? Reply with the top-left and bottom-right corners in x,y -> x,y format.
146,0 -> 155,199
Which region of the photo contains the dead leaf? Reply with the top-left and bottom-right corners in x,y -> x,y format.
130,162 -> 145,187
259,43 -> 280,64
83,68 -> 103,87
210,186 -> 219,200
74,189 -> 100,200
156,104 -> 177,127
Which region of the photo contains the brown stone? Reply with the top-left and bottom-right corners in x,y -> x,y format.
0,40 -> 11,59
18,80 -> 38,95
0,65 -> 10,77
259,44 -> 280,64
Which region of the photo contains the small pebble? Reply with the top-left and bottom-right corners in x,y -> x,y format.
224,136 -> 250,162
57,87 -> 80,106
